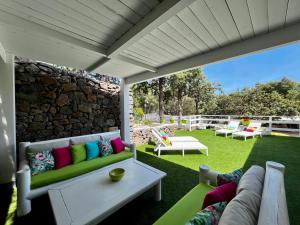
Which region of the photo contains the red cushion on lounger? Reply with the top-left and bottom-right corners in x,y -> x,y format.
245,127 -> 257,132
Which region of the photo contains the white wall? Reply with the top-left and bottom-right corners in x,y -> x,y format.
0,53 -> 16,184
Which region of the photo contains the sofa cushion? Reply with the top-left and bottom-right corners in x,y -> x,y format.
218,190 -> 261,225
237,165 -> 265,196
31,151 -> 134,189
153,183 -> 213,225
27,140 -> 70,153
217,169 -> 243,186
71,144 -> 86,164
111,137 -> 125,153
70,134 -> 101,145
85,141 -> 100,160
52,146 -> 72,169
27,150 -> 55,176
186,201 -> 227,225
202,182 -> 237,209
99,138 -> 113,157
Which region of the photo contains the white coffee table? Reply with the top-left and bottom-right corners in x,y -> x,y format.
48,158 -> 166,225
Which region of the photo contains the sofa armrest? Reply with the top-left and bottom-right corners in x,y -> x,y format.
257,161 -> 289,225
16,164 -> 31,216
123,141 -> 136,159
199,165 -> 219,186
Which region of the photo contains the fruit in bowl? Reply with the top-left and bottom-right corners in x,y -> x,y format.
109,168 -> 125,182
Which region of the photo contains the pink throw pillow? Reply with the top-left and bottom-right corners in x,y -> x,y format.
202,182 -> 237,209
52,146 -> 72,169
111,137 -> 125,153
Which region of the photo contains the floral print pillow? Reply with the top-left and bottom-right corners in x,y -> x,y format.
27,150 -> 55,176
217,169 -> 243,186
185,202 -> 227,225
99,138 -> 113,157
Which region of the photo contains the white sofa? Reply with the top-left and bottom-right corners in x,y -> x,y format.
16,130 -> 136,216
200,161 -> 289,225
154,161 -> 289,225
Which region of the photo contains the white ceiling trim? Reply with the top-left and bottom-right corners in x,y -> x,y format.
113,55 -> 157,72
90,0 -> 198,72
106,0 -> 197,58
125,22 -> 300,84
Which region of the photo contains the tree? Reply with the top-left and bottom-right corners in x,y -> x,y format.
187,68 -> 220,114
168,72 -> 190,120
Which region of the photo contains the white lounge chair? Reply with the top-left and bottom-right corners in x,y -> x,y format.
232,122 -> 263,141
151,129 -> 208,157
152,128 -> 199,142
215,121 -> 240,138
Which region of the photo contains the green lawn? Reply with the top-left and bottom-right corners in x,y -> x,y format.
6,130 -> 300,225
137,129 -> 300,225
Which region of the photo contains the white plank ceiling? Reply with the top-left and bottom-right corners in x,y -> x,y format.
0,0 -> 300,80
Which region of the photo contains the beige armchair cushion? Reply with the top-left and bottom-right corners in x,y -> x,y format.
218,190 -> 261,225
237,165 -> 265,196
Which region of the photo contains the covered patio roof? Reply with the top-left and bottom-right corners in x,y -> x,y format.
1,0 -> 300,83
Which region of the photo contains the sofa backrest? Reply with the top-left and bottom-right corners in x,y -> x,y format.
19,131 -> 120,166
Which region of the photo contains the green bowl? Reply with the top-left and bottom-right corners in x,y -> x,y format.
109,168 -> 125,182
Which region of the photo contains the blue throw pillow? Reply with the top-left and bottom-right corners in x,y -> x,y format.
85,141 -> 100,160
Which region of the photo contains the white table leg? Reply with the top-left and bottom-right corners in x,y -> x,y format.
154,180 -> 162,201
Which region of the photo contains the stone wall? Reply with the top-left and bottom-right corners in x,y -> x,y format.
132,124 -> 176,145
15,60 -> 121,143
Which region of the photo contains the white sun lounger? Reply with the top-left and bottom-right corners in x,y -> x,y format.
152,129 -> 208,157
232,122 -> 263,141
152,128 -> 199,142
215,121 -> 240,138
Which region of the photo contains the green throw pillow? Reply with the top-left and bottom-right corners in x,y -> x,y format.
185,202 -> 227,225
71,144 -> 86,164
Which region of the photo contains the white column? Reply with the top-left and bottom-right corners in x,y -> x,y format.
0,53 -> 16,184
120,78 -> 130,143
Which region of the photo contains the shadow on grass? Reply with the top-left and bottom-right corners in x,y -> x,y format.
243,135 -> 300,225
11,152 -> 200,225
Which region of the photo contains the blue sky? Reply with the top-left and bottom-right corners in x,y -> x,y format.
203,42 -> 300,94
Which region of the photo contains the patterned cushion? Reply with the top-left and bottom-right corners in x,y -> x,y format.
99,138 -> 113,157
217,169 -> 243,186
27,150 -> 55,176
159,127 -> 172,136
162,136 -> 172,146
159,130 -> 169,137
185,202 -> 227,225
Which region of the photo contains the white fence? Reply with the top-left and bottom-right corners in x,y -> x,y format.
164,114 -> 300,136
